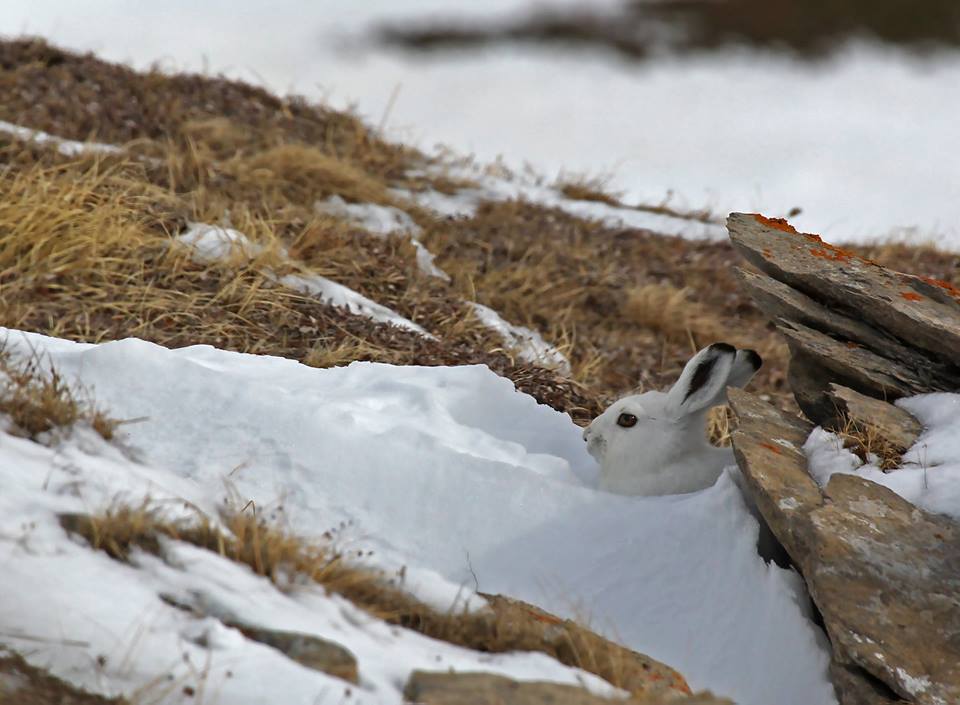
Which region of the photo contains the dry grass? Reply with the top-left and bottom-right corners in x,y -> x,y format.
623,283 -> 722,345
2,38 -> 956,427
556,174 -> 623,206
0,346 -> 116,441
834,414 -> 907,471
61,504 -> 687,698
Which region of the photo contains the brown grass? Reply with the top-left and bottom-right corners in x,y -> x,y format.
623,283 -> 722,345
61,504 -> 687,698
834,414 -> 908,471
557,175 -> 623,206
0,346 -> 116,441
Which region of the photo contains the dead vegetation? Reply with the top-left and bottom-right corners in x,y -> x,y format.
0,346 -> 116,441
834,413 -> 909,471
3,38 -> 956,434
60,504 -> 684,698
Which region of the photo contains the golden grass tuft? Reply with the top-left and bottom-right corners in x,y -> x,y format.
834,414 -> 907,471
226,144 -> 400,208
0,346 -> 117,441
61,503 -> 687,698
556,174 -> 623,206
623,283 -> 722,346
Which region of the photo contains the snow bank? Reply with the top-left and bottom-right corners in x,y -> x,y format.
0,119 -> 122,157
0,329 -> 835,705
804,393 -> 960,520
175,223 -> 430,335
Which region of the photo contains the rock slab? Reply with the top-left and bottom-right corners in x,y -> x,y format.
403,671 -> 732,705
729,388 -> 960,705
728,213 -> 960,425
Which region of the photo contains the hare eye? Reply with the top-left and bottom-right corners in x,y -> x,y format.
616,413 -> 638,428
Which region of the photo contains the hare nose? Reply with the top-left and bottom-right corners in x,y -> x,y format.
582,427 -> 591,442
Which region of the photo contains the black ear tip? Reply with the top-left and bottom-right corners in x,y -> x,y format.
709,342 -> 737,356
742,349 -> 763,370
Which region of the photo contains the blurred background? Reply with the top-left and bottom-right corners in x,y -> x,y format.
3,0 -> 959,248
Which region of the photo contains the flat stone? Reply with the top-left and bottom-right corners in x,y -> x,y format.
232,624 -> 358,683
727,213 -> 960,367
728,388 -> 820,558
403,671 -> 732,705
775,319 -> 932,399
481,594 -> 693,700
735,268 -> 955,392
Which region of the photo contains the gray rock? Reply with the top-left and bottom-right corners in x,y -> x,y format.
726,214 -> 960,424
729,389 -> 960,705
403,671 -> 732,705
231,624 -> 358,683
727,213 -> 960,365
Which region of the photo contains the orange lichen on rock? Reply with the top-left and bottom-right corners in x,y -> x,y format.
901,291 -> 924,302
753,213 -> 798,234
759,442 -> 783,455
672,675 -> 693,695
920,276 -> 960,301
809,244 -> 854,263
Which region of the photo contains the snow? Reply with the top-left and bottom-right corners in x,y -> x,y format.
468,302 -> 571,374
278,273 -> 430,337
3,3 -> 960,248
316,195 -> 421,237
0,119 -> 122,157
177,222 -> 271,262
315,195 -> 450,280
803,393 -> 960,520
0,328 -> 835,705
175,223 -> 430,336
393,164 -> 725,239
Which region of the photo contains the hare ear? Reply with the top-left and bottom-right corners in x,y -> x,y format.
727,348 -> 763,390
665,343 -> 737,419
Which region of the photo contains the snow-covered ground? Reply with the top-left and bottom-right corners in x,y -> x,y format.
0,328 -> 836,705
805,393 -> 960,520
4,1 -> 960,248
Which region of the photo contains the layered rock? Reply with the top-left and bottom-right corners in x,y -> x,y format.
727,213 -> 960,426
729,388 -> 960,705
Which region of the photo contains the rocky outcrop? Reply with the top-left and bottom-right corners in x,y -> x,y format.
726,214 -> 960,704
727,213 -> 960,425
729,388 -> 960,705
403,671 -> 732,705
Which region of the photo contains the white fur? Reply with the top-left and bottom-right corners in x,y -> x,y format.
584,344 -> 761,496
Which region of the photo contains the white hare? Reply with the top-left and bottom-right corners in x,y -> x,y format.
583,343 -> 761,496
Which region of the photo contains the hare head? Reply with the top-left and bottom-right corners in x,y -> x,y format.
583,343 -> 761,496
